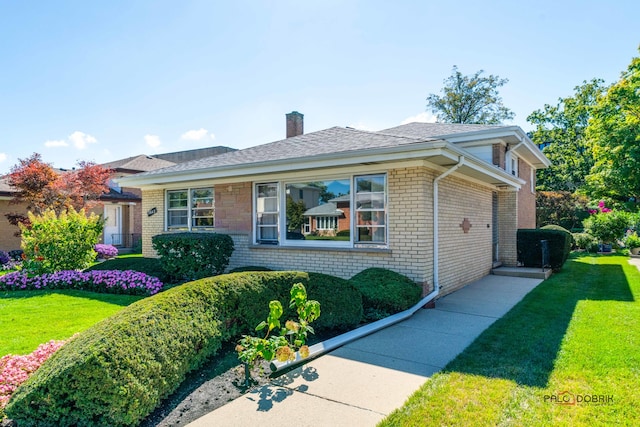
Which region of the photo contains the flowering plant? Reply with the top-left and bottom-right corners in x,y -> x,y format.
94,244 -> 118,259
0,270 -> 163,296
0,340 -> 67,413
589,200 -> 612,214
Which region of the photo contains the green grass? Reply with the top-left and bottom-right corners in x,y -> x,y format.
0,290 -> 143,357
380,254 -> 640,427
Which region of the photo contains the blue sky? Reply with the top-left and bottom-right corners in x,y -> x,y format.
0,0 -> 638,174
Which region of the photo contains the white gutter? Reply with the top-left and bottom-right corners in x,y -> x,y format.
432,156 -> 465,294
271,156 -> 466,375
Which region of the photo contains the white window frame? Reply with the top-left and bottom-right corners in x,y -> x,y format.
165,187 -> 215,231
252,173 -> 388,248
254,182 -> 280,244
354,174 -> 388,246
315,216 -> 338,230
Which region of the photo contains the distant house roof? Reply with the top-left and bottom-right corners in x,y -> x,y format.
379,122 -> 505,139
329,194 -> 350,203
153,146 -> 237,164
0,177 -> 12,197
101,155 -> 176,172
303,202 -> 343,217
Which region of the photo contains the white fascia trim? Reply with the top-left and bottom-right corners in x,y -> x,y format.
445,127 -> 550,168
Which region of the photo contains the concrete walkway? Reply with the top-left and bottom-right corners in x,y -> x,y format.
188,275 -> 543,427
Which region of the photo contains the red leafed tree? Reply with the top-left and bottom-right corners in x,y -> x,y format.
5,153 -> 113,233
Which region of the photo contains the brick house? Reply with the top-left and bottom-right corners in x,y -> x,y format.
119,112 -> 549,297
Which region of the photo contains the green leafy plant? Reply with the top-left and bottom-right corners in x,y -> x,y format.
236,283 -> 320,384
583,211 -> 631,244
625,232 -> 640,249
151,232 -> 234,280
19,207 -> 103,274
572,232 -> 598,252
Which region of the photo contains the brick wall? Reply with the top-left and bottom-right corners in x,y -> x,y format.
0,200 -> 23,252
139,165 -> 508,298
492,144 -> 506,168
498,190 -> 518,266
517,159 -> 536,229
437,175 -> 493,295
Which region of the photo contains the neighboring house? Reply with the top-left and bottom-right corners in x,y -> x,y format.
0,147 -> 235,253
118,111 -> 550,297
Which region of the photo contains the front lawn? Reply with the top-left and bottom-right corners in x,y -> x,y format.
0,290 -> 142,356
381,254 -> 640,426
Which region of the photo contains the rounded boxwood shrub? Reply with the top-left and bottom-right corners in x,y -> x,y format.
5,271 -> 307,426
349,268 -> 422,321
541,224 -> 574,245
306,272 -> 363,330
517,229 -> 572,270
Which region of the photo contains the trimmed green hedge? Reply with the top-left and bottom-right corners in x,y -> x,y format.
5,270 -> 364,426
228,266 -> 273,273
86,257 -> 175,283
541,224 -> 574,245
349,268 -> 422,321
5,272 -> 305,426
151,233 -> 234,280
307,273 -> 363,330
517,229 -> 572,270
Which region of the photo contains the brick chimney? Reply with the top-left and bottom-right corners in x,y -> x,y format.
286,111 -> 304,138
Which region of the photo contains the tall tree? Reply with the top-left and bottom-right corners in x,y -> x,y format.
5,153 -> 112,232
586,50 -> 640,204
527,79 -> 606,192
426,66 -> 514,124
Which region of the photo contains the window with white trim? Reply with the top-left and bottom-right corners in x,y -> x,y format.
253,174 -> 387,247
255,183 -> 279,243
355,174 -> 387,244
166,187 -> 214,230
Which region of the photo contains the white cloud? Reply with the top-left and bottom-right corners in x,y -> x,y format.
0,153 -> 6,163
44,139 -> 69,148
181,128 -> 210,141
347,122 -> 377,132
210,133 -> 216,140
69,131 -> 98,149
144,134 -> 162,148
401,112 -> 438,125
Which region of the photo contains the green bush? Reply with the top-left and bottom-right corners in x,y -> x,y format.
5,271 -> 308,426
583,211 -> 631,244
228,266 -> 273,273
306,273 -> 363,330
625,232 -> 640,249
86,257 -> 176,283
151,233 -> 234,280
517,229 -> 572,270
573,232 -> 598,252
349,268 -> 422,321
336,230 -> 350,237
541,224 -> 574,245
20,207 -> 103,274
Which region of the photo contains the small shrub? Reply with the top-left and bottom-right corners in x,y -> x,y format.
517,229 -> 572,270
85,257 -> 175,283
625,232 -> 640,249
20,207 -> 103,274
5,271 -> 307,426
349,268 -> 422,321
0,270 -> 163,296
573,233 -> 598,252
228,266 -> 273,273
336,230 -> 350,237
152,233 -> 234,280
94,244 -> 118,259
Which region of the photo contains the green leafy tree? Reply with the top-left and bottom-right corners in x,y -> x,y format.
20,207 -> 104,274
286,196 -> 307,232
586,50 -> 640,204
527,79 -> 606,192
427,65 -> 514,124
536,191 -> 590,230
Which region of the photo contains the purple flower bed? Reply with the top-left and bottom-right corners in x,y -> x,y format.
0,270 -> 163,296
94,244 -> 118,259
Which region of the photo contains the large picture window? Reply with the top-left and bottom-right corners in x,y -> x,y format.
166,187 -> 214,230
254,174 -> 387,247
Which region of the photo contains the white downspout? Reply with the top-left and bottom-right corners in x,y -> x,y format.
432,156 -> 465,297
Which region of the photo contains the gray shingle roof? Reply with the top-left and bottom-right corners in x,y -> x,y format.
101,155 -> 176,172
134,127 -> 433,177
379,122 -> 508,139
303,202 -> 343,217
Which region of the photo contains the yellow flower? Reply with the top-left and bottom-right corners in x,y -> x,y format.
275,346 -> 294,362
299,345 -> 310,358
